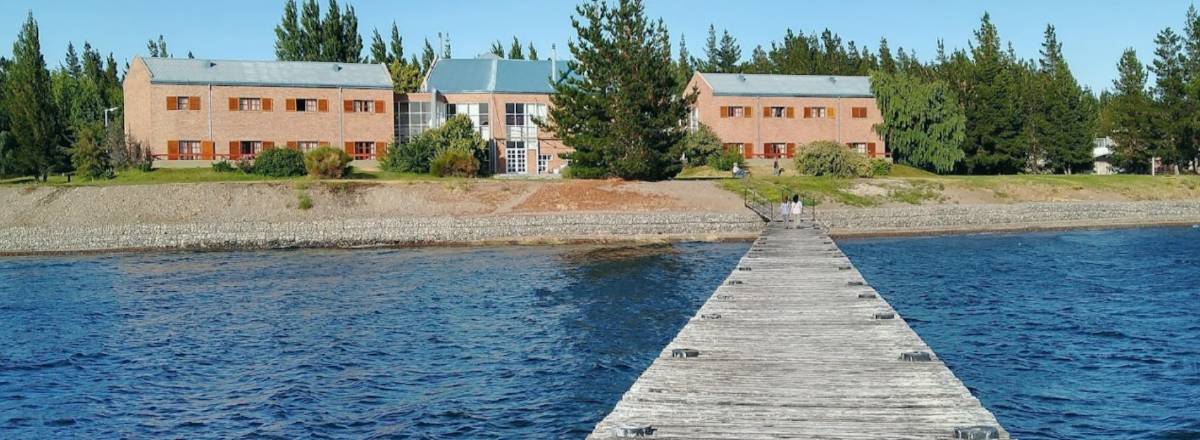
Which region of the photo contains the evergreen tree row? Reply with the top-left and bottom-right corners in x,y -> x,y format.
274,0 -> 364,63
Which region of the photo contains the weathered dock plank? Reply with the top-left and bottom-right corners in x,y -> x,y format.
587,223 -> 1008,439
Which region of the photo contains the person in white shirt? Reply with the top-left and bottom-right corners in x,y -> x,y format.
791,194 -> 803,228
780,196 -> 792,226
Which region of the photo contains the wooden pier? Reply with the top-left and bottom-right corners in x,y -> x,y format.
588,223 -> 1009,439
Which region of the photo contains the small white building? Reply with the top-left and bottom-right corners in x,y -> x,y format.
1093,137 -> 1116,175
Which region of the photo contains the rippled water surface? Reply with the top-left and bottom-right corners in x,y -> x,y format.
840,227 -> 1200,440
0,242 -> 748,439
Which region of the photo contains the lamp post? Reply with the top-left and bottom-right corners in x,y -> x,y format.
103,106 -> 120,127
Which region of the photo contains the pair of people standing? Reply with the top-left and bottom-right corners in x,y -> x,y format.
779,195 -> 803,228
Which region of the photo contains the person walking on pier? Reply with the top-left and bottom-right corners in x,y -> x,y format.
791,194 -> 803,228
780,195 -> 792,227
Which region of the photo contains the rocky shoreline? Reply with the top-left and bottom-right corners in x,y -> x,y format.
0,212 -> 764,254
819,200 -> 1200,237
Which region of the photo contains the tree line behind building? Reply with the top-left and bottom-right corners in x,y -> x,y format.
0,0 -> 1196,180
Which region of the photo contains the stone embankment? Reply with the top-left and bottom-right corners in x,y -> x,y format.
820,200 -> 1200,236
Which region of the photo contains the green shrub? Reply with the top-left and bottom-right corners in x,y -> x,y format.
252,148 -> 306,177
869,159 -> 893,177
794,140 -> 872,178
671,124 -> 724,166
707,149 -> 745,171
430,148 -> 481,177
297,191 -> 313,210
211,160 -> 236,173
236,158 -> 255,174
381,135 -> 436,173
70,124 -> 114,180
304,146 -> 352,179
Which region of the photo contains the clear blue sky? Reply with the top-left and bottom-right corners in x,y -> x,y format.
0,0 -> 1195,92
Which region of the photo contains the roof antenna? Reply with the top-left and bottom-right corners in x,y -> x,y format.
551,44 -> 558,79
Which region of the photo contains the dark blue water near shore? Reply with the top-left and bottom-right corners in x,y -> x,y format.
840,227 -> 1200,440
0,242 -> 748,439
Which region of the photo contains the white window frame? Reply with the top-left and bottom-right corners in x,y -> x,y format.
353,100 -> 375,113
179,140 -> 201,159
239,98 -> 262,111
296,98 -> 318,112
506,140 -> 527,174
240,140 -> 263,156
297,141 -> 320,152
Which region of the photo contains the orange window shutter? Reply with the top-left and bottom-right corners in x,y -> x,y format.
763,107 -> 771,118
374,100 -> 386,113
786,107 -> 795,118
229,98 -> 238,111
344,142 -> 354,155
743,143 -> 754,159
263,141 -> 275,150
190,96 -> 201,110
229,141 -> 241,160
262,98 -> 273,112
719,106 -> 728,118
827,107 -> 836,119
166,97 -> 177,111
344,100 -> 354,112
166,140 -> 179,160
868,142 -> 878,157
287,141 -> 298,149
201,141 -> 214,160
804,107 -> 812,118
743,106 -> 752,118
786,143 -> 796,158
318,99 -> 329,112
286,99 -> 296,112
376,141 -> 388,158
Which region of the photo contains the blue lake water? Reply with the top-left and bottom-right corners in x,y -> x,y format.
0,242 -> 749,439
840,227 -> 1200,440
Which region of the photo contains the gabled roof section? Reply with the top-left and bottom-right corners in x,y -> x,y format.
699,73 -> 873,98
424,58 -> 570,94
138,57 -> 393,89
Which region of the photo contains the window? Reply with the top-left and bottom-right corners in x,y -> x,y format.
447,103 -> 490,138
725,106 -> 746,118
764,143 -> 786,159
178,140 -> 200,160
296,98 -> 318,112
240,141 -> 263,156
505,103 -> 545,140
297,141 -> 320,152
538,154 -> 550,174
506,140 -> 527,174
397,101 -> 432,142
723,143 -> 743,153
768,106 -> 787,118
688,107 -> 699,131
352,100 -> 375,113
353,141 -> 375,159
176,97 -> 190,110
852,107 -> 868,118
805,107 -> 827,118
239,98 -> 262,111
849,143 -> 868,155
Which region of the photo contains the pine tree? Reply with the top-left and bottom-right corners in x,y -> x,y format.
342,5 -> 363,62
274,0 -> 302,61
1108,48 -> 1155,173
370,28 -> 389,64
528,42 -> 538,60
508,36 -> 525,60
320,0 -> 345,61
421,38 -> 436,72
676,35 -> 693,84
299,0 -> 323,61
63,43 -> 80,78
878,38 -> 897,72
1150,27 -> 1188,169
545,0 -> 694,180
3,12 -> 65,180
490,40 -> 506,58
745,46 -> 771,73
1035,25 -> 1094,173
389,23 -> 404,64
961,13 -> 1026,173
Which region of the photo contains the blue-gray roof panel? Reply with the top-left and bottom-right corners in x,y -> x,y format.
700,73 -> 873,97
425,58 -> 568,94
140,57 -> 393,89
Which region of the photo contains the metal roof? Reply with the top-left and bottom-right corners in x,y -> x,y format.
699,73 -> 873,98
139,57 -> 393,89
424,58 -> 570,94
